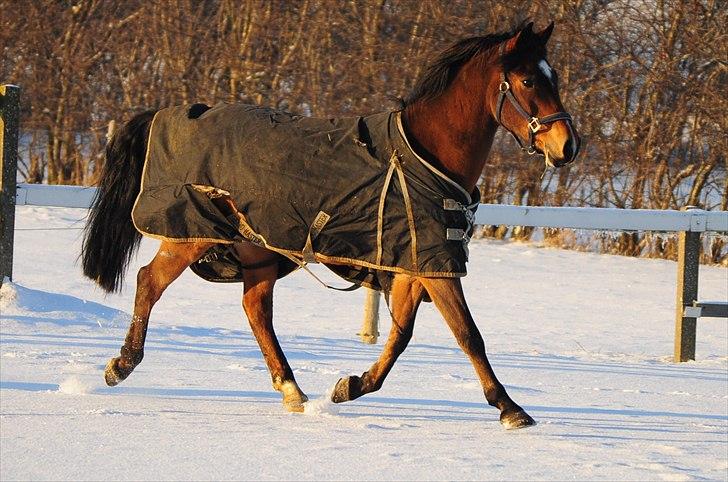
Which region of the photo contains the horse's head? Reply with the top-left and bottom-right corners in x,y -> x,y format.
493,22 -> 580,167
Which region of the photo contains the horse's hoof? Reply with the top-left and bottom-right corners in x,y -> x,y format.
500,408 -> 536,430
331,376 -> 362,403
282,393 -> 308,413
283,399 -> 307,413
104,358 -> 125,387
331,377 -> 349,403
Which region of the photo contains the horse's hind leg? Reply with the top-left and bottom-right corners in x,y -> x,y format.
105,240 -> 214,386
419,277 -> 535,429
240,259 -> 308,413
332,274 -> 425,403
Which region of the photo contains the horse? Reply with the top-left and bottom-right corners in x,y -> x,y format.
81,21 -> 579,429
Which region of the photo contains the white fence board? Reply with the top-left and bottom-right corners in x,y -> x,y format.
474,204 -> 727,233
16,183 -> 97,209
15,183 -> 728,233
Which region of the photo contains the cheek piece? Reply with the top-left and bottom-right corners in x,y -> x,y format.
494,43 -> 577,157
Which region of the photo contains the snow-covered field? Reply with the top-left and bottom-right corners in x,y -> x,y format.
1,206 -> 726,481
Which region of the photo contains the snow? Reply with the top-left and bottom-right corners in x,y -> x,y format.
1,206 -> 727,481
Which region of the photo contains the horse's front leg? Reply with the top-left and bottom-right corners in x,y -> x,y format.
419,277 -> 535,429
239,251 -> 308,412
105,240 -> 215,386
332,274 -> 425,402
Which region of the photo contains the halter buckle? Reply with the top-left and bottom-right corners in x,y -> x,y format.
528,117 -> 542,133
498,81 -> 510,93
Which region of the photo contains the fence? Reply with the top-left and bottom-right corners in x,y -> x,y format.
2,84 -> 726,362
1,85 -> 20,284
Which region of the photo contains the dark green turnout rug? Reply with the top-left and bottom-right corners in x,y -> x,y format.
132,103 -> 478,291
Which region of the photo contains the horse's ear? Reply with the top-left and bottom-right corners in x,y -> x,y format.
536,22 -> 554,45
511,22 -> 535,50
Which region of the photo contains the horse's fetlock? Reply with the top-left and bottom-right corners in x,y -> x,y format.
120,346 -> 144,367
271,375 -> 297,393
364,373 -> 383,393
484,385 -> 510,409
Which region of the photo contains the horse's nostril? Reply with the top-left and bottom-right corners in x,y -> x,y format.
562,138 -> 574,161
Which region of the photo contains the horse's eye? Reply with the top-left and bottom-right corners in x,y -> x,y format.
522,78 -> 534,88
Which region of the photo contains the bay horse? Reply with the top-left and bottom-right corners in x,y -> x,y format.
81,22 -> 579,429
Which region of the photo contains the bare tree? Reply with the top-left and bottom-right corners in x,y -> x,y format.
2,0 -> 724,262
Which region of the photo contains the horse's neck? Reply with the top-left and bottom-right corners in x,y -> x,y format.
401,77 -> 497,192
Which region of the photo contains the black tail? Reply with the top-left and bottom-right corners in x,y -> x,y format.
82,110 -> 156,293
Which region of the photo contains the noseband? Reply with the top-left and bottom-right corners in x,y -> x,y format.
495,44 -> 576,156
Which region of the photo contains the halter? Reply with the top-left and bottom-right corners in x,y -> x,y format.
495,44 -> 576,156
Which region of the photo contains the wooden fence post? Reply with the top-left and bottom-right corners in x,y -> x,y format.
1,84 -> 21,288
674,210 -> 700,362
358,288 -> 380,344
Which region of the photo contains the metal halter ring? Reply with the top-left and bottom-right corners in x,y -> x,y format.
499,81 -> 510,93
528,117 -> 542,133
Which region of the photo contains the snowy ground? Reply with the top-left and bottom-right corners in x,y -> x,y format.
1,206 -> 727,481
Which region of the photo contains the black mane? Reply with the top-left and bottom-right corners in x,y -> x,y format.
402,23 -> 531,107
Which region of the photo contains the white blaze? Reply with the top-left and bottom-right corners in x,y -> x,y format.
538,59 -> 555,86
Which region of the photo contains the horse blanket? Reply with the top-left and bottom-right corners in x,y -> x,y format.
132,103 -> 478,292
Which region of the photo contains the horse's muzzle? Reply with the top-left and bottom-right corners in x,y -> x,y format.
550,132 -> 580,167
